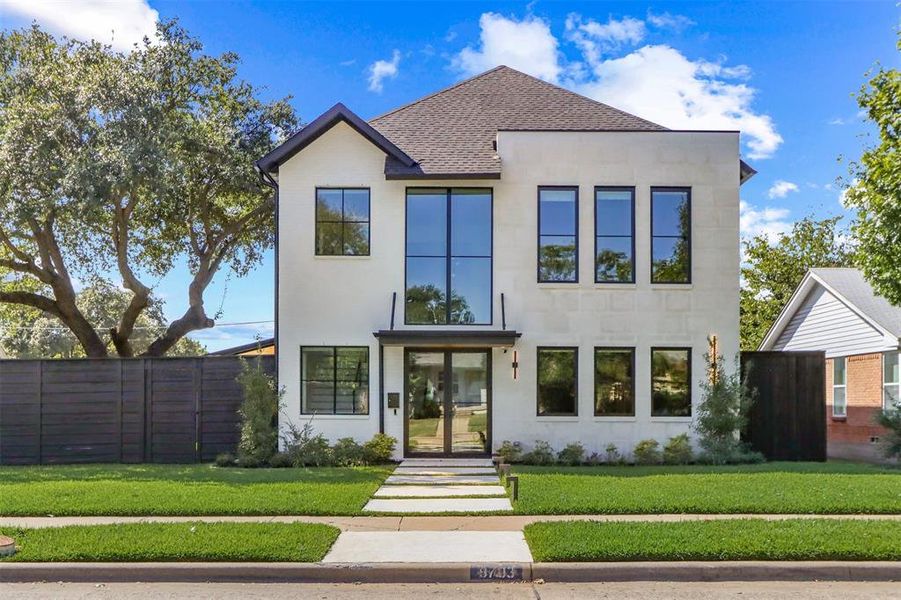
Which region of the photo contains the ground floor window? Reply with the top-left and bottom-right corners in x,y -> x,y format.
594,348 -> 635,416
883,351 -> 899,411
651,348 -> 691,417
537,347 -> 578,416
301,346 -> 369,415
832,356 -> 847,418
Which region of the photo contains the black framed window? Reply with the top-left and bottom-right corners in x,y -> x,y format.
405,188 -> 492,325
651,347 -> 691,417
315,188 -> 370,255
537,347 -> 578,416
594,348 -> 635,416
651,187 -> 690,283
538,187 -> 578,282
301,346 -> 369,414
595,187 -> 635,283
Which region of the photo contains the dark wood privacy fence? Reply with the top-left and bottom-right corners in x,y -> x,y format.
740,351 -> 826,462
0,356 -> 274,465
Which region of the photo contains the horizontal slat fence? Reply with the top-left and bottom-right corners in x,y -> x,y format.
0,356 -> 274,465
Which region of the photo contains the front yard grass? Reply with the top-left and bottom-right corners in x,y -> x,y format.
0,522 -> 339,562
0,464 -> 392,516
524,518 -> 901,562
513,462 -> 901,514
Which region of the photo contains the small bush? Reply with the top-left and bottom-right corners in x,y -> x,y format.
585,452 -> 602,466
331,437 -> 366,466
282,420 -> 333,467
214,452 -> 235,467
694,351 -> 759,465
876,407 -> 901,460
557,442 -> 585,466
236,359 -> 283,464
604,443 -> 622,464
235,455 -> 262,468
268,452 -> 293,468
633,439 -> 661,465
496,440 -> 523,464
363,433 -> 397,464
663,434 -> 694,465
522,440 -> 556,465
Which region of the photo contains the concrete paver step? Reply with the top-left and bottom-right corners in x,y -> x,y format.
322,530 -> 532,563
363,497 -> 513,513
385,474 -> 500,485
393,467 -> 497,475
373,485 -> 507,498
399,458 -> 494,467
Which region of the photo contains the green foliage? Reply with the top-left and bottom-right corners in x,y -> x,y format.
496,440 -> 523,463
662,434 -> 694,465
875,407 -> 901,459
214,453 -> 236,468
557,442 -> 586,466
331,438 -> 366,467
236,360 -> 282,464
632,439 -> 661,465
843,34 -> 901,306
604,443 -> 622,464
522,440 -> 557,465
267,452 -> 293,468
740,216 -> 854,350
281,421 -> 333,467
362,434 -> 397,464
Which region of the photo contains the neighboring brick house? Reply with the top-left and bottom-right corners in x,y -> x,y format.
760,268 -> 901,462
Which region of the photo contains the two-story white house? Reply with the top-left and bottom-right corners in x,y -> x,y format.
257,66 -> 755,459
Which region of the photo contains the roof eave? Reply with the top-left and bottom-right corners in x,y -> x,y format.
384,171 -> 502,181
740,159 -> 757,185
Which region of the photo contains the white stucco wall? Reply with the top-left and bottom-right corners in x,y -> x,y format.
277,121 -> 740,458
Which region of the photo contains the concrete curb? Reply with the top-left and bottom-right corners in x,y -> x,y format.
1,561 -> 899,583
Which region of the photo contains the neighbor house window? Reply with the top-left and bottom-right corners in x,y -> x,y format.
651,348 -> 691,416
595,348 -> 635,416
537,347 -> 578,416
301,346 -> 369,414
315,188 -> 370,255
595,187 -> 634,283
651,188 -> 690,283
883,352 -> 899,411
405,188 -> 492,325
538,187 -> 578,282
832,357 -> 847,418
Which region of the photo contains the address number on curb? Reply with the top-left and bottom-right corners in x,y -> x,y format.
469,565 -> 525,581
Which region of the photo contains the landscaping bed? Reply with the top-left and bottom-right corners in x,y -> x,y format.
524,518 -> 901,562
0,522 -> 339,562
0,464 -> 392,516
512,462 -> 901,514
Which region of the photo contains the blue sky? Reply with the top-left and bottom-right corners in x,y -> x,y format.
1,1 -> 898,351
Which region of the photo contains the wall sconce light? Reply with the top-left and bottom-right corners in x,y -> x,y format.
512,350 -> 519,380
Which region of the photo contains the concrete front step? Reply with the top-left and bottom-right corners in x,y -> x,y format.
373,485 -> 507,498
393,467 -> 497,475
399,458 -> 494,467
385,474 -> 500,485
363,497 -> 513,513
322,530 -> 532,563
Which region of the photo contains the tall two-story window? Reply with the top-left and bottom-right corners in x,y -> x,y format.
595,187 -> 635,283
405,188 -> 492,325
651,348 -> 691,416
301,346 -> 369,414
538,187 -> 578,283
885,352 -> 900,411
315,188 -> 370,255
832,357 -> 847,418
651,187 -> 691,283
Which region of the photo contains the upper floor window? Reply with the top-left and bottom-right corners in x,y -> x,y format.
883,352 -> 899,411
651,347 -> 691,416
538,187 -> 578,283
595,187 -> 635,283
832,357 -> 847,418
537,347 -> 578,416
405,188 -> 492,325
651,187 -> 690,283
301,346 -> 369,415
595,347 -> 635,416
315,188 -> 370,256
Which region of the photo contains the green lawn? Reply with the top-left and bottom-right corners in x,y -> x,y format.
525,519 -> 901,562
0,464 -> 392,516
408,418 -> 439,438
512,462 -> 901,514
0,522 -> 339,562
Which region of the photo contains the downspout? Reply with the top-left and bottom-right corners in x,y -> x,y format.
255,163 -> 279,393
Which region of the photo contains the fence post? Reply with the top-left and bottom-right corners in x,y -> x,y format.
118,360 -> 124,463
143,359 -> 152,463
37,360 -> 43,465
194,359 -> 203,463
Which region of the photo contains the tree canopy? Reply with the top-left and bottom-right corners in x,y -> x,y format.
0,22 -> 296,357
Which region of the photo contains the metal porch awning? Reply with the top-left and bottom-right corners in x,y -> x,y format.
373,329 -> 521,348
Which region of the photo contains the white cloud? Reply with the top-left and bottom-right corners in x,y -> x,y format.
453,13 -> 783,160
646,10 -> 696,31
767,180 -> 799,199
828,117 -> 846,126
0,0 -> 159,51
453,13 -> 562,82
740,201 -> 793,242
367,49 -> 401,93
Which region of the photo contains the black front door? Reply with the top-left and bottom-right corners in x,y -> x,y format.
404,349 -> 491,457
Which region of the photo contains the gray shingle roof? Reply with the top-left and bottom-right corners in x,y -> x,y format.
370,65 -> 666,178
811,268 -> 901,337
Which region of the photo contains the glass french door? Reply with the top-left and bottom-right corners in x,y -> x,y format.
404,349 -> 491,456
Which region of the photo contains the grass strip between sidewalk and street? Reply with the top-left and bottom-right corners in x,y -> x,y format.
0,522 -> 340,562
524,518 -> 901,562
